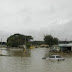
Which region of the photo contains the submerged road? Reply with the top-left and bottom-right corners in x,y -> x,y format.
0,48 -> 72,72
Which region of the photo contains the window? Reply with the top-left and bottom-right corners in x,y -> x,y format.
49,56 -> 55,58
56,56 -> 61,58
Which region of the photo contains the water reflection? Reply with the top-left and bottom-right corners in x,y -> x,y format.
0,48 -> 72,72
0,48 -> 31,57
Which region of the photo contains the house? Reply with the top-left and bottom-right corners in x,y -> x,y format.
58,43 -> 72,52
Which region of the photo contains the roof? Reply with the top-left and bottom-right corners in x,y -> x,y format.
51,55 -> 60,56
58,43 -> 72,47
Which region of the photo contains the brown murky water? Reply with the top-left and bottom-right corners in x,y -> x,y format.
0,48 -> 72,72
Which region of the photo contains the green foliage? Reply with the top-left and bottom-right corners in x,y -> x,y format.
53,38 -> 58,45
26,42 -> 31,49
31,41 -> 44,45
7,33 -> 33,47
44,35 -> 58,46
44,35 -> 53,46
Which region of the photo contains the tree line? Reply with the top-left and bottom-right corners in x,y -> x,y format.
6,33 -> 59,48
7,33 -> 33,48
44,35 -> 58,47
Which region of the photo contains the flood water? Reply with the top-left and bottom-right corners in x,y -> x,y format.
0,48 -> 72,72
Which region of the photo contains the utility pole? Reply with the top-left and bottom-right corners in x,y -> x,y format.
1,38 -> 2,48
25,35 -> 26,49
0,38 -> 2,54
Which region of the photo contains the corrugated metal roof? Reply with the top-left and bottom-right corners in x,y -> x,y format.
67,43 -> 72,46
58,43 -> 72,47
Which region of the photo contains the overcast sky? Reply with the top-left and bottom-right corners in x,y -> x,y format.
0,0 -> 72,41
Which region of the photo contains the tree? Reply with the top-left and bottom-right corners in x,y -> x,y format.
44,35 -> 58,47
44,35 -> 53,46
7,33 -> 33,48
53,38 -> 58,45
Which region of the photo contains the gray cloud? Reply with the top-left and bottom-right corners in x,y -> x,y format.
0,0 -> 72,41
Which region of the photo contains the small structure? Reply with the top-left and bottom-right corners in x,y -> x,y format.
50,45 -> 60,52
58,43 -> 72,52
53,45 -> 60,52
40,44 -> 49,48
